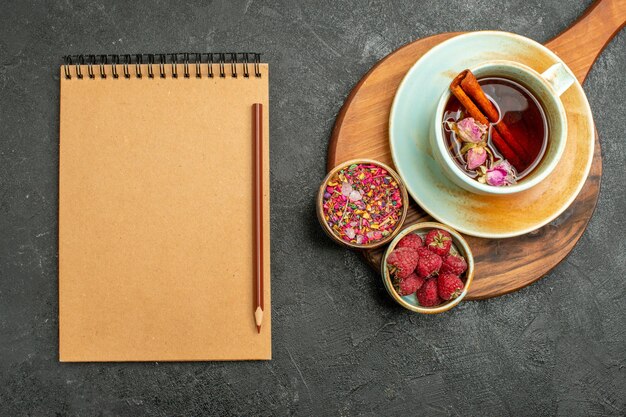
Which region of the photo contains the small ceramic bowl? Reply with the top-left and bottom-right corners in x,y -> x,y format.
317,159 -> 408,250
381,222 -> 474,313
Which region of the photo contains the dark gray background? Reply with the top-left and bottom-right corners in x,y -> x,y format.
1,0 -> 624,415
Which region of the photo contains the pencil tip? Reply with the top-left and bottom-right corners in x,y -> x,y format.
256,325 -> 261,333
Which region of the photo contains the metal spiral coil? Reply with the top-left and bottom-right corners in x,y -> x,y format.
62,53 -> 262,79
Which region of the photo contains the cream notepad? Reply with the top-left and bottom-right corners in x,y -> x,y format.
59,53 -> 270,361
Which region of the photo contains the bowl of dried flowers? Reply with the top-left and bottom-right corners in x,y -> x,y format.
317,159 -> 408,249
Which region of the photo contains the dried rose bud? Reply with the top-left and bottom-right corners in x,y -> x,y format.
466,146 -> 487,170
450,117 -> 488,143
478,160 -> 517,186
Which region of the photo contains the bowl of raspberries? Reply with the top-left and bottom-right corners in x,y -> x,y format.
381,222 -> 474,313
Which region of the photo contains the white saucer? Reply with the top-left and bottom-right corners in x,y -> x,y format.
389,31 -> 595,238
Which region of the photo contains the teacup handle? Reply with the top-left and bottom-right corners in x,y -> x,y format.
541,63 -> 576,96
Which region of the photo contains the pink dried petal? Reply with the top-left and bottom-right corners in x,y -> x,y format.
349,190 -> 362,201
341,182 -> 352,196
485,160 -> 517,186
497,160 -> 513,173
345,228 -> 356,239
466,146 -> 487,170
485,167 -> 507,186
454,117 -> 488,143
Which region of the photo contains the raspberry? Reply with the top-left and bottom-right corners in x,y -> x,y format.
440,254 -> 467,275
396,233 -> 423,251
425,229 -> 452,256
396,273 -> 425,296
387,248 -> 418,279
416,247 -> 442,277
437,272 -> 464,300
416,278 -> 441,307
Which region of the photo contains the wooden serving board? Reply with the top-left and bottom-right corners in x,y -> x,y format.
327,0 -> 626,300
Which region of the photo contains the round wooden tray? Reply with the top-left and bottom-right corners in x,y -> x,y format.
327,0 -> 626,300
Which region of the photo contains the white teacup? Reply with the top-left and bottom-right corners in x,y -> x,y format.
430,60 -> 576,195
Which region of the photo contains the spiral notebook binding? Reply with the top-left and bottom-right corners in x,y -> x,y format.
195,53 -> 201,78
99,55 -> 107,79
87,55 -> 95,78
208,53 -> 215,78
135,54 -> 143,78
183,53 -> 190,78
123,54 -> 131,78
111,55 -> 119,78
218,53 -> 226,78
147,54 -> 154,78
62,53 -> 262,80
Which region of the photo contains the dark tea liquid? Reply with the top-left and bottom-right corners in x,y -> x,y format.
443,77 -> 548,180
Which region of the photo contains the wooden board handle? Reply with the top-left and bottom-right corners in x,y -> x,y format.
545,0 -> 626,83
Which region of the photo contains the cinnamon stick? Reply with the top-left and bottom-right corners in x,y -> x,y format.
456,70 -> 531,164
449,84 -> 524,171
458,70 -> 499,122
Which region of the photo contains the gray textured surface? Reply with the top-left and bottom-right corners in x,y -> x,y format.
1,0 -> 625,415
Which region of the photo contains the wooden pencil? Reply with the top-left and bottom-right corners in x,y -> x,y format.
252,103 -> 264,334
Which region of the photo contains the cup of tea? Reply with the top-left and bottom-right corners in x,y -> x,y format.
431,60 -> 576,195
